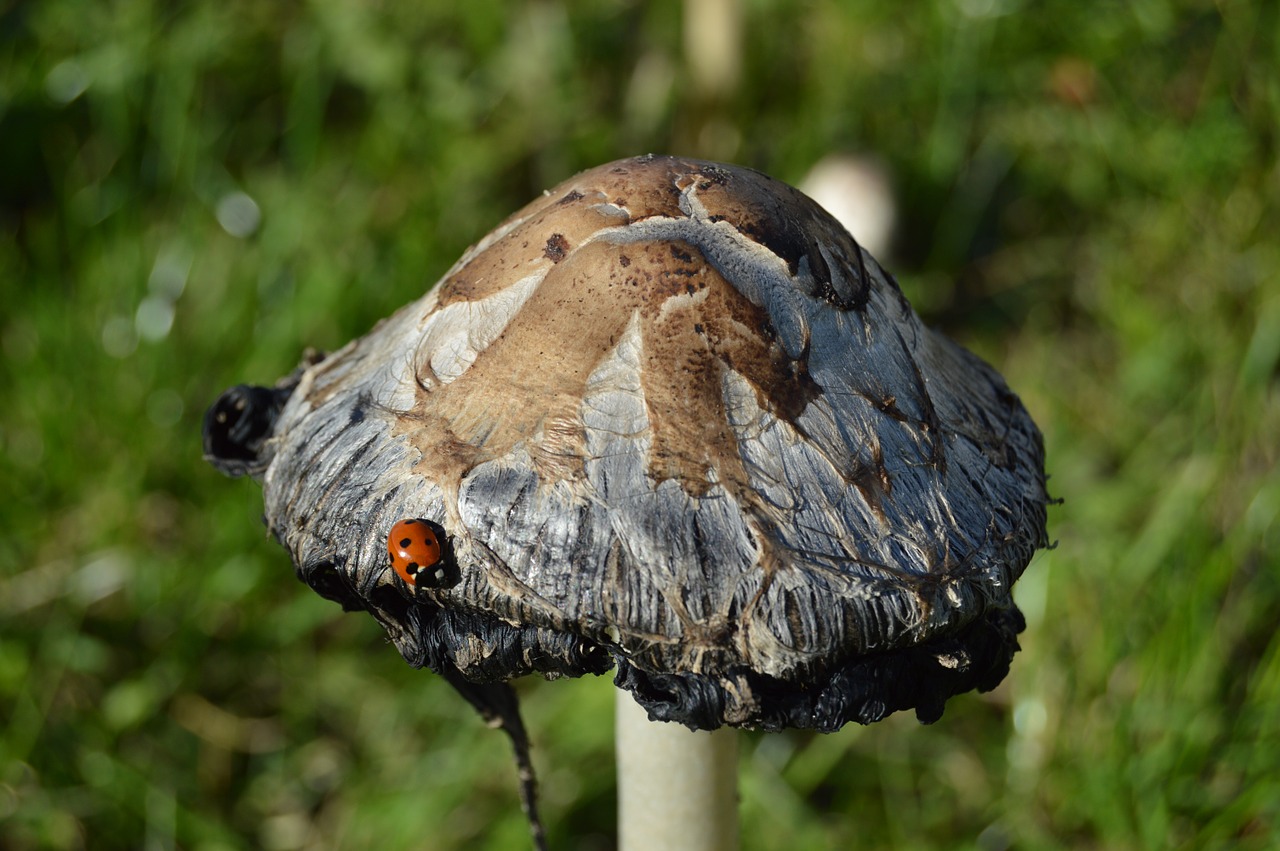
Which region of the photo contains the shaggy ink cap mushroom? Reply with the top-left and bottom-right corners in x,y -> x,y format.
205,154 -> 1049,835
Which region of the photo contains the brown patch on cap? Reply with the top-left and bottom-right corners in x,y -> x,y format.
391,155 -> 910,495
850,439 -> 892,520
439,187 -> 624,304
398,231 -> 820,497
438,155 -> 883,311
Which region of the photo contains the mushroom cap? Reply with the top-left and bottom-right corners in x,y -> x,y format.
207,155 -> 1048,731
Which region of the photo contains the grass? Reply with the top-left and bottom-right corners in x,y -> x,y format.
2,0 -> 1277,848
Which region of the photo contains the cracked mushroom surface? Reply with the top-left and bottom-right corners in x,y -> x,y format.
205,154 -> 1048,734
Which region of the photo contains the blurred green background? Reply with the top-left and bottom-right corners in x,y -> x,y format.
2,0 -> 1277,848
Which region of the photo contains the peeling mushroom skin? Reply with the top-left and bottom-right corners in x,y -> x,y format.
206,155 -> 1049,732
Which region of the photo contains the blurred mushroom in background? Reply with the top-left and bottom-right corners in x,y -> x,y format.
801,154 -> 897,261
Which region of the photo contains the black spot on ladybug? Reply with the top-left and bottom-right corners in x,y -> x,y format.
400,537 -> 412,548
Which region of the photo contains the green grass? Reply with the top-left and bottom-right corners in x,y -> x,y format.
2,0 -> 1277,848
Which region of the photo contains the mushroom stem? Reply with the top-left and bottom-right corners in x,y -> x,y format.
616,691 -> 739,851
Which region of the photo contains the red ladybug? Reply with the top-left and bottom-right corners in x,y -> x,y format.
388,518 -> 446,587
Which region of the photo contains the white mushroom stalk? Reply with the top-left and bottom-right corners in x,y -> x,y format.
205,155 -> 1049,848
616,696 -> 738,851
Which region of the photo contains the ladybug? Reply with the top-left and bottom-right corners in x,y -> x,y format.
388,518 -> 449,589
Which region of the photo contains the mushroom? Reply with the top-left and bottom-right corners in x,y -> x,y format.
204,154 -> 1048,848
